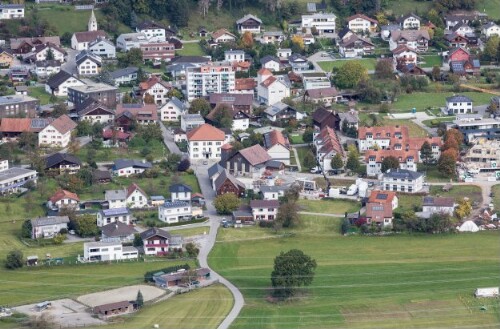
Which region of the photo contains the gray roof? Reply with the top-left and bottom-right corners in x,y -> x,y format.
45,152 -> 81,169
214,169 -> 245,191
140,227 -> 171,240
113,159 -> 152,170
339,110 -> 359,124
181,113 -> 205,123
167,97 -> 186,111
101,221 -> 136,237
169,183 -> 192,193
35,60 -> 61,68
110,67 -> 138,79
99,207 -> 130,217
46,70 -> 78,89
105,189 -> 127,201
383,169 -> 423,180
446,95 -> 473,103
265,102 -> 297,116
85,241 -> 122,248
0,167 -> 37,183
31,216 -> 69,227
236,14 -> 262,24
260,185 -> 287,193
260,55 -> 280,65
208,163 -> 224,179
160,201 -> 190,209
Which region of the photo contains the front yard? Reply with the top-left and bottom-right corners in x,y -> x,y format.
297,199 -> 361,215
318,58 -> 376,72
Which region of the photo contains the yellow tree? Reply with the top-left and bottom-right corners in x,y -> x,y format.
455,199 -> 472,220
240,31 -> 254,48
291,35 -> 304,51
144,93 -> 155,104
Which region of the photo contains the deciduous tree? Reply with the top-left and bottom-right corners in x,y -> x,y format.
302,149 -> 316,170
214,193 -> 240,214
271,249 -> 317,299
330,153 -> 344,170
381,156 -> 400,173
455,199 -> 472,220
276,201 -> 300,228
438,149 -> 457,178
189,98 -> 212,116
334,61 -> 368,89
5,250 -> 23,269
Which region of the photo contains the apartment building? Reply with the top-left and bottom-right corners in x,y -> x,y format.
186,62 -> 235,101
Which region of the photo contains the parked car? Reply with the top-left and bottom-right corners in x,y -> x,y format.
367,182 -> 374,187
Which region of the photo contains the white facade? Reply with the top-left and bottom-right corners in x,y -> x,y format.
47,197 -> 79,211
262,59 -> 281,72
77,57 -> 101,76
257,72 -> 290,106
158,202 -> 192,224
128,188 -> 148,209
0,161 -> 38,195
446,98 -> 473,114
31,219 -> 69,239
113,166 -> 149,177
224,50 -> 245,62
277,48 -> 292,59
266,144 -> 290,165
301,13 -> 337,34
89,39 -> 116,58
188,139 -> 224,160
232,116 -> 250,131
186,64 -> 235,101
400,16 -> 420,30
136,27 -> 166,42
34,47 -> 65,62
36,64 -> 60,78
366,157 -> 417,177
97,208 -> 132,227
482,24 -> 500,38
160,99 -> 185,122
45,75 -> 84,97
144,82 -> 170,105
116,32 -> 149,51
348,17 -> 376,33
358,136 -> 392,152
0,5 -> 24,19
382,171 -> 424,193
83,242 -> 138,261
80,112 -> 114,125
422,204 -> 456,216
38,124 -> 72,147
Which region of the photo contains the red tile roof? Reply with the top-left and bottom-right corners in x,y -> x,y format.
186,123 -> 225,141
212,28 -> 236,40
49,115 -> 77,134
139,77 -> 171,91
368,190 -> 397,204
127,183 -> 146,198
260,76 -> 277,88
238,144 -> 271,166
116,104 -> 158,121
364,149 -> 418,162
0,118 -> 31,133
317,126 -> 344,157
358,126 -> 409,140
49,189 -> 79,203
366,202 -> 393,221
266,130 -> 289,148
235,78 -> 256,91
257,68 -> 272,76
102,129 -> 131,141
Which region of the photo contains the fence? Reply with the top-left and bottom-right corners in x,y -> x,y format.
74,5 -> 94,10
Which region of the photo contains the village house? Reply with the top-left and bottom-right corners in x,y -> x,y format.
444,33 -> 472,48
339,109 -> 360,130
159,97 -> 186,122
44,153 -> 81,175
38,115 -> 77,148
260,185 -> 287,200
347,14 -> 378,33
446,95 -> 473,114
30,216 -> 70,239
261,31 -> 286,45
138,76 -> 171,105
158,201 -> 192,224
397,13 -> 421,30
382,169 -> 424,193
305,87 -> 340,106
313,126 -> 345,172
264,102 -> 305,122
76,50 -> 102,76
209,93 -> 253,116
181,113 -> 205,132
0,4 -> 24,19
277,48 -> 292,60
482,22 -> 500,38
301,13 -> 337,34
97,207 -> 132,227
71,30 -> 108,51
10,36 -> 60,54
263,129 -> 290,165
9,66 -> 30,83
235,78 -> 256,94
170,183 -> 193,202
250,200 -> 279,221
224,144 -> 271,178
101,222 -> 137,243
260,56 -> 282,72
256,68 -> 291,106
141,227 -> 180,256
0,118 -> 51,141
206,104 -> 251,131
136,21 -> 174,42
0,48 -> 14,68
210,29 -> 237,44
35,60 -> 61,78
214,169 -> 245,196
47,189 -> 79,211
110,67 -> 138,86
369,190 -> 399,210
45,70 -> 85,97
76,98 -> 115,124
339,34 -> 375,58
392,45 -> 417,67
288,54 -> 310,73
312,107 -> 341,131
112,159 -> 152,177
115,103 -> 157,131
105,183 -> 148,209
116,32 -> 149,51
420,196 -> 456,217
0,160 -> 37,195
26,43 -> 65,63
450,22 -> 474,37
236,14 -> 262,34
389,29 -> 430,52
0,95 -> 39,118
83,241 -> 138,261
365,190 -> 398,227
224,50 -> 245,63
187,124 -> 226,160
88,38 -> 116,59
140,42 -> 175,63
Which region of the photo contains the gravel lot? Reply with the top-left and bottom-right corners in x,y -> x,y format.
77,284 -> 165,307
14,299 -> 105,327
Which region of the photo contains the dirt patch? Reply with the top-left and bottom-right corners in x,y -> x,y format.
341,305 -> 411,324
14,299 -> 105,328
77,284 -> 165,307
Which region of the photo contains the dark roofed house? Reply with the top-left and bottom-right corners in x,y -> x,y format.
214,169 -> 245,196
312,107 -> 341,130
112,159 -> 152,177
93,301 -> 133,319
45,153 -> 81,175
249,200 -> 279,221
140,227 -> 178,256
93,170 -> 112,183
101,221 -> 137,242
45,70 -> 83,97
169,183 -> 193,202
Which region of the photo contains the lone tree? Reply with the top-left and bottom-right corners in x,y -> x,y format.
420,141 -> 434,165
5,250 -> 23,269
330,153 -> 344,171
136,290 -> 144,308
381,156 -> 400,173
275,201 -> 300,229
302,150 -> 316,170
214,193 -> 240,214
438,149 -> 457,178
271,249 -> 317,299
345,148 -> 360,172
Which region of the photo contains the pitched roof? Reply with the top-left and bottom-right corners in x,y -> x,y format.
115,103 -> 158,121
46,70 -> 80,89
237,144 -> 271,166
137,20 -> 167,30
140,227 -> 171,240
214,169 -> 245,191
139,76 -> 171,91
250,200 -> 280,208
339,34 -> 374,48
236,14 -> 262,24
186,124 -> 225,141
35,59 -> 61,68
347,14 -> 378,24
235,78 -> 256,91
45,152 -> 81,169
365,149 -> 418,163
48,115 -> 77,134
49,189 -> 79,203
212,29 -> 236,40
105,188 -> 127,201
392,44 -> 416,55
366,202 -> 393,220
383,168 -> 423,180
101,221 -> 136,238
77,98 -> 113,116
446,95 -> 472,103
316,126 -> 344,157
113,159 -> 152,170
312,107 -> 338,123
10,36 -> 61,50
31,216 -> 70,227
93,301 -> 131,314
109,66 -> 138,79
209,93 -> 253,107
391,29 -> 430,42
422,196 -> 455,207
368,190 -> 397,204
73,30 -> 107,43
208,163 -> 225,179
263,129 -> 289,149
0,118 -> 30,133
169,183 -> 193,193
358,125 -> 409,140
306,87 -> 339,99
127,183 -> 147,198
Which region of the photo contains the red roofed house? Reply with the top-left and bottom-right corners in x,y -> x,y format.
38,115 -> 77,147
211,29 -> 237,44
47,189 -> 80,211
347,14 -> 378,33
357,125 -> 409,151
115,103 -> 158,132
0,118 -> 52,140
392,45 -> 417,67
366,190 -> 398,227
263,129 -> 291,165
235,78 -> 256,94
102,128 -> 132,143
187,123 -> 226,160
71,30 -> 107,51
447,47 -> 470,62
313,126 -> 345,171
138,77 -> 171,105
224,144 -> 271,178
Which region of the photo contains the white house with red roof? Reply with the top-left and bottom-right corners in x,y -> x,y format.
347,14 -> 378,33
105,183 -> 148,209
313,126 -> 345,171
256,68 -> 290,106
38,115 -> 77,148
47,189 -> 80,211
263,129 -> 291,165
186,124 -> 226,160
139,77 -> 171,105
366,190 -> 398,227
392,45 -> 417,67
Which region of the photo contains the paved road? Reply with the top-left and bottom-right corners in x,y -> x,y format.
291,147 -> 302,172
159,121 -> 182,155
62,48 -> 78,75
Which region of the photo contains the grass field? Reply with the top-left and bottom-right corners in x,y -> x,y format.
297,199 -> 361,215
418,164 -> 457,183
391,92 -> 493,112
102,284 -> 233,329
170,226 -> 210,238
209,216 -> 500,329
76,141 -> 167,163
289,134 -> 304,144
28,86 -> 53,105
397,185 -> 482,212
318,59 -> 376,72
420,55 -> 442,68
380,118 -> 430,137
422,117 -> 455,128
477,0 -> 500,19
295,146 -> 314,172
491,184 -> 500,210
177,42 -> 205,56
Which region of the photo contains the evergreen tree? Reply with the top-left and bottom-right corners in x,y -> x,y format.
420,141 -> 434,165
136,290 -> 144,308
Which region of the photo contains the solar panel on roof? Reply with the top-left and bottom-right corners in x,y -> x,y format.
103,208 -> 129,216
376,194 -> 388,200
30,118 -> 48,129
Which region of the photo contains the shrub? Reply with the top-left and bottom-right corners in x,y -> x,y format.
5,250 -> 23,269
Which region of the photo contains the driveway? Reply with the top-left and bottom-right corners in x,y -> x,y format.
159,121 -> 182,155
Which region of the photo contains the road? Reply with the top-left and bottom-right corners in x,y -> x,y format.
62,48 -> 78,75
160,125 -> 244,329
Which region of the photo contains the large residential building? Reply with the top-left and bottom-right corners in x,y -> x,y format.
38,115 -> 77,148
0,95 -> 39,118
452,116 -> 500,143
186,62 -> 235,101
382,169 -> 424,193
358,126 -> 408,152
140,42 -> 175,62
313,126 -> 345,172
0,160 -> 38,195
136,21 -> 172,42
68,82 -> 118,109
463,138 -> 500,171
389,29 -> 430,52
301,13 -> 337,34
186,124 -> 226,160
446,95 -> 473,114
83,241 -> 138,261
116,32 -> 149,51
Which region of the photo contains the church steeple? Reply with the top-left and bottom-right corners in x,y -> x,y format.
88,9 -> 97,32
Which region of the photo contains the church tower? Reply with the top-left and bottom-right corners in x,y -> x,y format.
88,9 -> 98,32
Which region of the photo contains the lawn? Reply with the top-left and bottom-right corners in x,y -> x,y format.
318,59 -> 376,72
397,185 -> 482,212
101,284 -> 233,329
76,140 -> 167,163
209,216 -> 500,329
418,164 -> 457,183
477,0 -> 500,19
420,55 -> 442,68
289,134 -> 304,144
177,42 -> 205,56
389,0 -> 432,16
297,199 -> 361,215
380,118 -> 430,138
169,226 -> 210,238
295,146 -> 315,172
28,86 -> 53,105
491,184 -> 500,210
422,117 -> 455,128
391,92 -> 493,112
